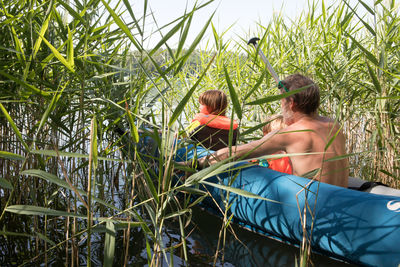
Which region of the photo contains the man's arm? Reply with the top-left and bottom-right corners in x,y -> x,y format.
198,130 -> 288,168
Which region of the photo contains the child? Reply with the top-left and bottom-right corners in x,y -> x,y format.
188,90 -> 239,150
260,114 -> 293,175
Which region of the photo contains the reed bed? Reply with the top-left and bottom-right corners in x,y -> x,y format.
0,0 -> 399,266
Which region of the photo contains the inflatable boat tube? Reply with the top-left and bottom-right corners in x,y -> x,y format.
176,146 -> 400,267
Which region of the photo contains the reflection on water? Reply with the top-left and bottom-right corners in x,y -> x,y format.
182,207 -> 356,267
0,203 -> 357,266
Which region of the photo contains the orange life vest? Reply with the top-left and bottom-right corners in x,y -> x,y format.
268,156 -> 293,175
257,154 -> 292,175
192,113 -> 238,130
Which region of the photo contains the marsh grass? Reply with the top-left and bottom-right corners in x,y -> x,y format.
0,0 -> 399,266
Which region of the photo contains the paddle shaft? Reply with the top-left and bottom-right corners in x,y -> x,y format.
247,37 -> 280,85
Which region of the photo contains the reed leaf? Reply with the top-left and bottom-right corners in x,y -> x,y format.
209,23 -> 218,51
100,0 -> 141,51
142,55 -> 173,88
224,65 -> 242,119
259,152 -> 322,160
148,13 -> 188,58
145,237 -> 152,266
343,0 -> 376,36
178,186 -> 208,195
125,100 -> 139,143
187,194 -> 208,208
366,62 -> 382,94
30,149 -> 126,162
39,40 -> 67,70
377,95 -> 400,100
358,0 -> 375,14
0,178 -> 13,190
0,103 -> 29,151
10,26 -> 25,64
67,26 -> 74,68
57,0 -> 85,24
91,117 -> 98,170
184,159 -> 237,184
136,152 -> 159,204
168,53 -> 216,127
122,0 -> 143,36
38,33 -> 75,73
5,205 -> 86,218
0,230 -> 32,238
323,152 -> 370,162
244,71 -> 265,100
301,168 -> 321,179
103,221 -> 116,267
246,86 -> 309,106
36,82 -> 67,139
300,248 -> 308,267
178,216 -> 188,261
0,70 -> 51,97
174,11 -> 215,74
325,125 -> 343,151
345,32 -> 379,65
0,151 -> 24,161
379,169 -> 397,179
26,11 -> 51,76
21,169 -> 118,210
36,232 -> 57,247
176,10 -> 193,59
0,230 -> 56,247
143,202 -> 157,229
163,209 -> 191,220
201,181 -> 281,204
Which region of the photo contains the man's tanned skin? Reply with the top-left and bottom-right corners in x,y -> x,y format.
198,74 -> 349,187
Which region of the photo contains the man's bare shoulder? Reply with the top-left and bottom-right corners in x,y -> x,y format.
318,115 -> 334,123
280,115 -> 344,143
290,115 -> 341,130
283,116 -> 319,131
317,116 -> 343,132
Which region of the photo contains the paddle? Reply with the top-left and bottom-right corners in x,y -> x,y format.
247,37 -> 288,92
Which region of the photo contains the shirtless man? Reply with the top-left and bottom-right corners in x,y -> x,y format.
197,73 -> 349,187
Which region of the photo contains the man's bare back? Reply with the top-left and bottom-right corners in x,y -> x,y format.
268,115 -> 348,187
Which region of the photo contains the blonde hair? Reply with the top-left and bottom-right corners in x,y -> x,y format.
262,114 -> 286,135
199,90 -> 227,116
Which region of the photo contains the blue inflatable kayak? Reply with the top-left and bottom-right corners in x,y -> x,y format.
176,146 -> 400,267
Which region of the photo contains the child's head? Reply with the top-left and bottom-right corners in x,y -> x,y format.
199,90 -> 227,116
262,114 -> 286,135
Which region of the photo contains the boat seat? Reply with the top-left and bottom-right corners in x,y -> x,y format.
190,125 -> 238,151
348,176 -> 400,197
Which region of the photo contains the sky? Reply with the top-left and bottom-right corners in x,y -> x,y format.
128,0 -> 375,49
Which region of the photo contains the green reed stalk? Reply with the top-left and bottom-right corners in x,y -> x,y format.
87,117 -> 98,266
